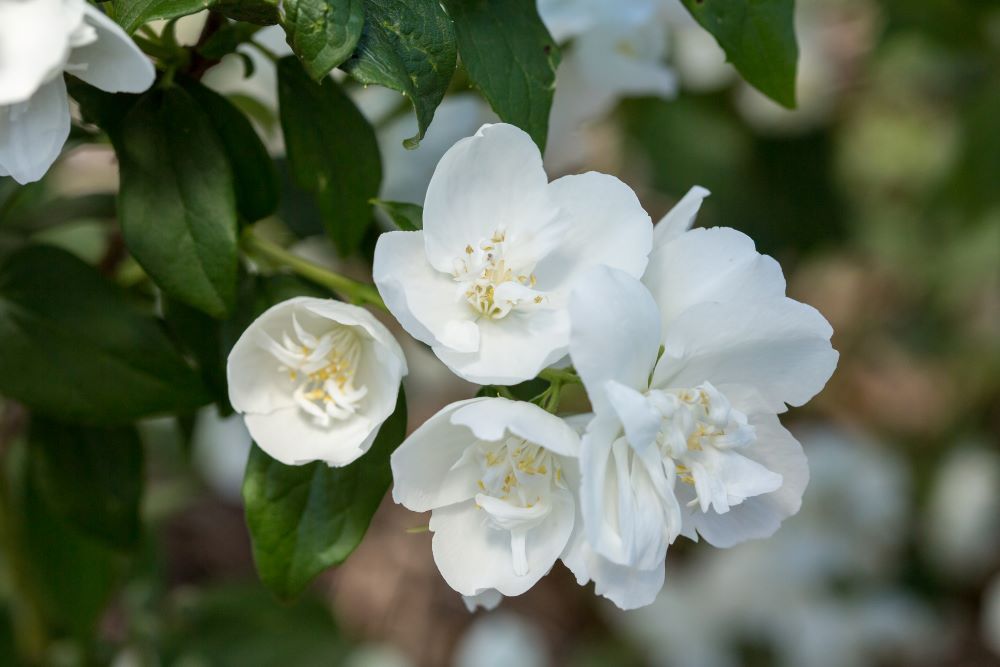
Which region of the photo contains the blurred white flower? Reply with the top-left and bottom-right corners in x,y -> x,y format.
0,0 -> 154,183
227,297 -> 407,466
452,611 -> 549,667
191,407 -> 253,501
615,426 -> 941,667
924,444 -> 1000,580
373,122 -> 652,384
564,192 -> 837,608
391,397 -> 579,600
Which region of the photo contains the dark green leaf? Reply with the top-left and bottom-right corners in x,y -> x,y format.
113,0 -> 216,33
442,0 -> 559,150
371,199 -> 422,231
197,21 -> 264,60
243,390 -> 406,599
0,244 -> 209,423
163,297 -> 230,412
278,57 -> 381,254
341,0 -> 457,148
17,451 -> 125,640
29,419 -> 144,549
680,0 -> 798,108
181,78 -> 280,222
281,0 -> 364,81
117,86 -> 239,317
215,0 -> 280,25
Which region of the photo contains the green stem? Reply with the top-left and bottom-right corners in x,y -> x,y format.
246,39 -> 281,64
240,229 -> 386,309
538,367 -> 581,385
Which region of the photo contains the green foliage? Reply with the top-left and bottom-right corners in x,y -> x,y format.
341,0 -> 458,148
242,390 -> 407,600
442,0 -> 560,150
281,0 -> 365,81
196,21 -> 264,60
0,245 -> 208,424
29,419 -> 144,550
113,0 -> 216,34
180,79 -> 280,222
681,0 -> 798,108
371,199 -> 423,231
117,86 -> 239,317
278,57 -> 382,255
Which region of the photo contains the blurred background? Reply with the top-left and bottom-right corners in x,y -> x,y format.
1,0 -> 999,665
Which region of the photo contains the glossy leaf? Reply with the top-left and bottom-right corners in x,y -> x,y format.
181,78 -> 280,222
281,0 -> 364,81
680,0 -> 798,108
278,57 -> 381,255
29,419 -> 144,549
371,199 -> 422,231
117,86 -> 239,317
113,0 -> 216,33
243,390 -> 407,600
0,245 -> 209,423
442,0 -> 559,150
341,0 -> 457,148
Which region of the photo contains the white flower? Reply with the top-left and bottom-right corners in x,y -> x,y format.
0,0 -> 154,184
564,189 -> 838,609
390,397 -> 580,599
227,297 -> 407,467
373,123 -> 652,384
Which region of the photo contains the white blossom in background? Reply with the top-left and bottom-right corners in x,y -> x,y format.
0,0 -> 154,183
453,612 -> 548,667
227,297 -> 407,466
539,0 -> 678,171
373,123 -> 652,385
191,407 -> 253,502
564,188 -> 838,609
615,426 -> 942,667
391,397 -> 580,602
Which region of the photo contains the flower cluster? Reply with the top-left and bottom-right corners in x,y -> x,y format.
229,121 -> 836,610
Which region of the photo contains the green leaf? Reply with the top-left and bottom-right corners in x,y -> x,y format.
371,199 -> 422,231
214,0 -> 280,25
277,57 -> 381,254
243,390 -> 407,600
196,21 -> 265,60
341,0 -> 457,148
29,419 -> 144,549
180,78 -> 280,222
113,0 -> 216,33
281,0 -> 365,81
0,244 -> 209,423
441,0 -> 559,150
680,0 -> 798,109
117,86 -> 239,317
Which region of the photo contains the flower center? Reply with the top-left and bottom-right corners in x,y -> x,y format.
260,315 -> 367,427
451,230 -> 541,319
646,382 -> 771,514
467,435 -> 566,575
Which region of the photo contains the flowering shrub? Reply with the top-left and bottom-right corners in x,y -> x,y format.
0,0 -> 849,661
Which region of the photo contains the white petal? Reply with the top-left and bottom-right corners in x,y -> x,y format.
462,589 -> 503,612
644,226 -> 787,329
244,406 -> 375,466
70,5 -> 154,93
652,297 -> 838,413
651,185 -> 710,247
422,123 -> 558,272
0,77 -> 70,184
568,266 -> 660,414
533,171 -> 652,291
373,230 -> 476,349
450,397 -> 580,458
390,398 -> 486,512
604,380 -> 660,450
430,493 -> 574,597
302,298 -> 408,379
433,307 -> 569,385
0,0 -> 82,106
684,413 -> 809,547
